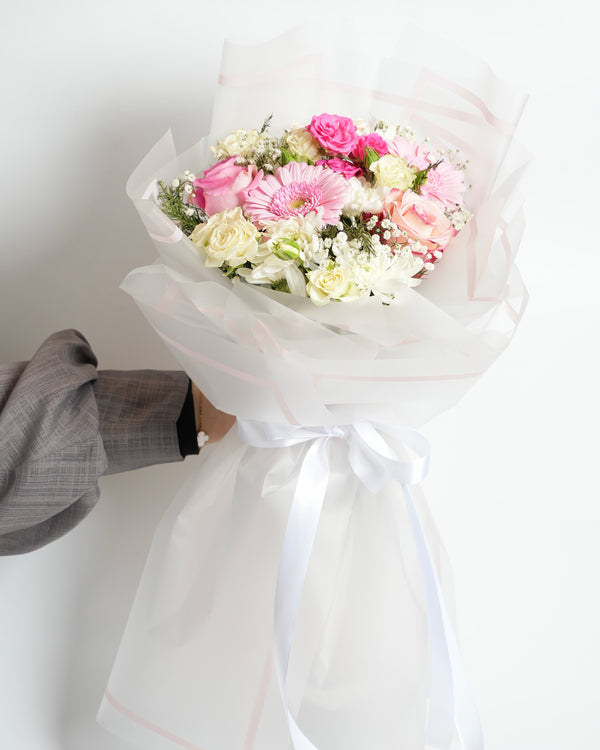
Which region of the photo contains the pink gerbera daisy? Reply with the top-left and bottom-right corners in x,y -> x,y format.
389,136 -> 431,170
420,161 -> 466,208
244,161 -> 350,227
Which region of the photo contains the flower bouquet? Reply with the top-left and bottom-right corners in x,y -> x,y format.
97,25 -> 528,750
156,111 -> 472,307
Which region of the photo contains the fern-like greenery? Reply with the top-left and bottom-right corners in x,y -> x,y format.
412,159 -> 442,193
321,215 -> 375,255
157,180 -> 207,236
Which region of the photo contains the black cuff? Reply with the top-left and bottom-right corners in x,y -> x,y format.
176,380 -> 200,457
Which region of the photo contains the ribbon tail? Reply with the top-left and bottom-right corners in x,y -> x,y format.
245,420 -> 482,750
273,438 -> 331,750
402,485 -> 484,750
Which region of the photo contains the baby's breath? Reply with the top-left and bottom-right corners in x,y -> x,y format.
320,215 -> 375,257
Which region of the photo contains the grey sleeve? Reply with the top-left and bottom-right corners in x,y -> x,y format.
0,330 -> 190,555
94,368 -> 189,475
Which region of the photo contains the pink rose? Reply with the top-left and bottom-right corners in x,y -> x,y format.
190,157 -> 263,215
315,157 -> 364,179
307,113 -> 358,156
384,189 -> 457,250
351,132 -> 389,161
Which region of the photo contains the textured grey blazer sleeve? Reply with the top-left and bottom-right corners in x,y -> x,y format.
0,330 -> 190,555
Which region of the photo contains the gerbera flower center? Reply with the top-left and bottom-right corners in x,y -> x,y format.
271,182 -> 323,218
290,197 -> 308,209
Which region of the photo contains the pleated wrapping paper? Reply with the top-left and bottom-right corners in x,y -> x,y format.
97,24 -> 528,750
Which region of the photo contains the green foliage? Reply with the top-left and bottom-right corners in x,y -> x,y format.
271,278 -> 291,294
280,147 -> 297,165
157,180 -> 207,236
321,215 -> 375,255
259,114 -> 273,134
222,264 -> 238,278
363,146 -> 381,170
412,159 -> 442,193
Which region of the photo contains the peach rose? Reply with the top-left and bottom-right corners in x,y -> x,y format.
384,189 -> 457,250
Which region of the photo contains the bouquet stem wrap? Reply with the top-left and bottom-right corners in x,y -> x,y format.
98,24 -> 527,750
237,420 -> 482,750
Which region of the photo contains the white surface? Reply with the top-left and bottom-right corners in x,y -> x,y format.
0,2 -> 597,749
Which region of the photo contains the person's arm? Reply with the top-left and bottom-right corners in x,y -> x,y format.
94,367 -> 191,475
0,329 -> 233,555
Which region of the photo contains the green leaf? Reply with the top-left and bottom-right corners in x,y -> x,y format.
259,114 -> 273,134
363,146 -> 381,170
271,278 -> 290,293
413,159 -> 442,193
280,147 -> 297,165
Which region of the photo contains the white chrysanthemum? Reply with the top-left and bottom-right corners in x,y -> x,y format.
353,247 -> 424,302
342,176 -> 389,216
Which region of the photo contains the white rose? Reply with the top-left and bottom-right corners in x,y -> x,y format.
284,128 -> 323,161
370,154 -> 416,190
212,129 -> 261,159
190,207 -> 261,268
353,117 -> 371,135
306,265 -> 360,306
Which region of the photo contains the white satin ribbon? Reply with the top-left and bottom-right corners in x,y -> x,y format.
237,419 -> 483,750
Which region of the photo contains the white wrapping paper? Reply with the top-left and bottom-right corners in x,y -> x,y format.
98,24 -> 528,750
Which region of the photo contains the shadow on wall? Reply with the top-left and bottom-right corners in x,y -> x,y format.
0,92 -> 212,368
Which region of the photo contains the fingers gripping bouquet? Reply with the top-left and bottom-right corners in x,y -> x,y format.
98,26 -> 528,750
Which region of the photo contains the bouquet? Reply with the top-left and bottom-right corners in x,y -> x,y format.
98,25 -> 528,750
157,112 -> 472,306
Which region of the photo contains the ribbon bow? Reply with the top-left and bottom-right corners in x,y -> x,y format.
237,419 -> 483,750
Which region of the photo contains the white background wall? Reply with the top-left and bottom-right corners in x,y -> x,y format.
0,1 -> 598,749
